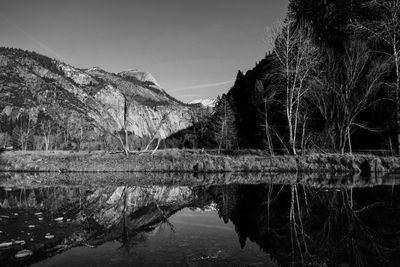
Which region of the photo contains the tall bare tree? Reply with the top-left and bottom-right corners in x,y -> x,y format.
37,89 -> 59,151
142,111 -> 172,154
255,79 -> 275,155
310,42 -> 387,154
39,120 -> 54,151
336,42 -> 386,153
267,20 -> 319,155
6,107 -> 39,150
120,95 -> 131,155
351,0 -> 400,154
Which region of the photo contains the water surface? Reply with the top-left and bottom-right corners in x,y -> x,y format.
1,173 -> 400,266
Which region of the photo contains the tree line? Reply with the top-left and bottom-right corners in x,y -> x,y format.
171,0 -> 400,155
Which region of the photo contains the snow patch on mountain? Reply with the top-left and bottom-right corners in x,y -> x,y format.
189,98 -> 216,108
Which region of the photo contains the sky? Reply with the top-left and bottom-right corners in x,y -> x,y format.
0,0 -> 288,102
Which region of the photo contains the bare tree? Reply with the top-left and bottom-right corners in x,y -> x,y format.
310,42 -> 387,154
38,91 -> 60,151
39,120 -> 54,151
6,107 -> 39,150
97,90 -> 133,156
142,111 -> 172,154
308,49 -> 342,151
116,94 -> 131,156
255,79 -> 275,155
336,42 -> 386,154
267,20 -> 319,155
351,0 -> 400,154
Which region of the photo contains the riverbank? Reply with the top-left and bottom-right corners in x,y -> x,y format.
0,149 -> 399,174
1,171 -> 398,188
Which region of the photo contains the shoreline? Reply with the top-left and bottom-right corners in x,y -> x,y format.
1,172 -> 399,188
1,149 -> 400,174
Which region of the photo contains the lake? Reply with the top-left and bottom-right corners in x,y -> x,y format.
0,173 -> 400,266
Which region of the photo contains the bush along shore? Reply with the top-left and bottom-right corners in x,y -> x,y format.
1,149 -> 400,174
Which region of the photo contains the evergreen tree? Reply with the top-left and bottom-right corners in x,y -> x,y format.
212,95 -> 238,151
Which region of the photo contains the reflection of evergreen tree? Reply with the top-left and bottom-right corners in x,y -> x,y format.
236,226 -> 247,249
213,185 -> 240,224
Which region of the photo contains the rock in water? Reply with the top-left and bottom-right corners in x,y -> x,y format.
54,217 -> 63,222
15,249 -> 33,258
45,233 -> 54,239
0,242 -> 12,248
0,240 -> 26,248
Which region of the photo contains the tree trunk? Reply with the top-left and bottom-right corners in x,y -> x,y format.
264,102 -> 274,155
151,138 -> 161,155
124,129 -> 129,153
44,136 -> 49,151
117,132 -> 129,156
347,125 -> 352,154
340,126 -> 346,154
394,51 -> 400,155
287,112 -> 295,155
300,116 -> 307,154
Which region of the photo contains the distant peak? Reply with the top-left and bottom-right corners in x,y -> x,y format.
189,98 -> 216,108
118,69 -> 161,87
88,66 -> 105,72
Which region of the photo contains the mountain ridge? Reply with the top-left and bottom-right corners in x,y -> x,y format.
0,47 -> 193,150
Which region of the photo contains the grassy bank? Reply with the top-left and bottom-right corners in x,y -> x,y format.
0,171 -> 397,188
0,149 -> 399,174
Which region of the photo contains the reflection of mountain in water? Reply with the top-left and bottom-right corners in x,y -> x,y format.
0,186 -> 195,266
1,181 -> 400,266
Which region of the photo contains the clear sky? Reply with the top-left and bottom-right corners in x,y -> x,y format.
0,0 -> 288,102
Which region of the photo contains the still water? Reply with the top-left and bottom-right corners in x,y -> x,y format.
0,173 -> 400,266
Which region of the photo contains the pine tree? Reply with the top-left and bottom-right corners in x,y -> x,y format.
213,95 -> 238,152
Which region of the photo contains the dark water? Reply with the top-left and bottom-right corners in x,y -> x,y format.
1,174 -> 400,266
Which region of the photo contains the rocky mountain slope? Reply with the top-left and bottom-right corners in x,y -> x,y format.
0,47 -> 192,144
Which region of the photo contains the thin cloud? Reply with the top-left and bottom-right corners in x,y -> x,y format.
169,80 -> 234,92
0,12 -> 64,60
175,94 -> 200,98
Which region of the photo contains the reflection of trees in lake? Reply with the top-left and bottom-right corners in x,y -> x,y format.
203,184 -> 400,267
2,183 -> 400,266
0,186 -> 87,215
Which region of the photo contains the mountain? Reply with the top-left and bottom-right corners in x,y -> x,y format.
189,98 -> 216,108
118,69 -> 161,88
0,47 -> 192,149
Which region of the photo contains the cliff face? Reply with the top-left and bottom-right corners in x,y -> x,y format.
0,47 -> 192,140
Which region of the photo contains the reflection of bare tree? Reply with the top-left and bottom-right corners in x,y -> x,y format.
289,185 -> 309,264
205,182 -> 400,267
2,182 -> 400,266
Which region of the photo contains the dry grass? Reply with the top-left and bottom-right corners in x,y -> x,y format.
1,150 -> 399,174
